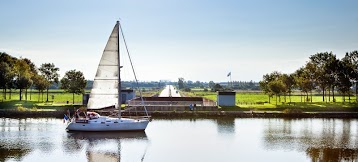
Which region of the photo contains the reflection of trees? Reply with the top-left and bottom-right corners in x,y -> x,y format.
307,147 -> 358,162
0,119 -> 33,161
216,117 -> 235,134
0,144 -> 30,161
263,119 -> 358,162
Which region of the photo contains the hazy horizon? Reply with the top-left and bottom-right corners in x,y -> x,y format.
1,0 -> 357,82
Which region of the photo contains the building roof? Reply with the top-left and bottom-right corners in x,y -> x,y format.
217,91 -> 236,95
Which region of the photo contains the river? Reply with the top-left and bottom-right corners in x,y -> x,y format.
1,117 -> 358,162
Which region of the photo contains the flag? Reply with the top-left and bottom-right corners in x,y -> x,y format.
63,114 -> 69,123
227,72 -> 231,77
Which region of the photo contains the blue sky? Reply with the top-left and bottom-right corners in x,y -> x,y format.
1,0 -> 357,82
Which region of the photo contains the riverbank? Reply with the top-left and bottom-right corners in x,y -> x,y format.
1,109 -> 358,119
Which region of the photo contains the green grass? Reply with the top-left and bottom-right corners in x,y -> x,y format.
2,89 -> 358,112
218,102 -> 358,112
182,90 -> 358,110
0,90 -> 83,103
0,90 -> 84,110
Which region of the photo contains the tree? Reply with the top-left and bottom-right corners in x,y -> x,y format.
178,78 -> 184,89
281,74 -> 295,103
294,67 -> 315,102
259,71 -> 280,103
325,54 -> 339,102
0,53 -> 17,100
309,52 -> 334,102
14,59 -> 33,101
336,60 -> 352,102
0,62 -> 14,100
60,70 -> 86,104
343,51 -> 358,102
23,58 -> 37,100
39,63 -> 59,102
32,74 -> 49,102
268,80 -> 285,105
209,81 -> 215,89
213,84 -> 223,91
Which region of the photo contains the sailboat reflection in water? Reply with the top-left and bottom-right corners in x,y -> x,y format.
66,21 -> 150,131
66,131 -> 148,162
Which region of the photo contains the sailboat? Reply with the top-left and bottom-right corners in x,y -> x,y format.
66,21 -> 150,131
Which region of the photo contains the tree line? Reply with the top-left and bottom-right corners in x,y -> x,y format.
177,78 -> 259,92
259,51 -> 358,105
0,52 -> 86,103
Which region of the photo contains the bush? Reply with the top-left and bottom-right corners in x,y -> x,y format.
283,108 -> 303,114
17,106 -> 28,111
31,107 -> 38,111
184,88 -> 191,92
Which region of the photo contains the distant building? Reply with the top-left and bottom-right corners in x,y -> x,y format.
83,89 -> 136,105
217,91 -> 236,106
121,89 -> 135,104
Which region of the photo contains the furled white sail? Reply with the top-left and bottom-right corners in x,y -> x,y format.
87,23 -> 119,109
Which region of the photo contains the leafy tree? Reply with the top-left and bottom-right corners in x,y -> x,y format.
183,88 -> 191,92
259,72 -> 280,103
208,81 -> 215,89
268,80 -> 285,105
178,78 -> 184,89
213,83 -> 223,91
39,63 -> 59,102
309,52 -> 334,102
294,67 -> 315,102
14,59 -> 33,101
23,58 -> 38,100
0,53 -> 16,100
343,51 -> 358,102
336,60 -> 353,102
0,62 -> 14,100
325,53 -> 339,102
194,81 -> 202,88
281,74 -> 295,102
60,70 -> 86,104
32,74 -> 49,102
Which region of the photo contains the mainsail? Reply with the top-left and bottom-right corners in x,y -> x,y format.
87,23 -> 120,109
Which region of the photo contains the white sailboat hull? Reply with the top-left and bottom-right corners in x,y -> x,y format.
66,116 -> 149,132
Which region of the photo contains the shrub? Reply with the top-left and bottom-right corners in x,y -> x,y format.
31,107 -> 38,111
184,88 -> 191,92
17,106 -> 28,111
283,108 -> 303,114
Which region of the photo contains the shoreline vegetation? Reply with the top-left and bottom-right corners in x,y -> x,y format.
1,89 -> 357,119
1,51 -> 358,118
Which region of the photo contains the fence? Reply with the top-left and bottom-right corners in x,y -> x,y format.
128,100 -> 216,107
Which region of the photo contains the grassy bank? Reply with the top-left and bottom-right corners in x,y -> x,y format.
1,89 -> 358,113
182,91 -> 358,110
0,90 -> 84,104
0,89 -> 85,111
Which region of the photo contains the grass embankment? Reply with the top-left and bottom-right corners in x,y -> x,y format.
0,90 -> 84,111
182,90 -> 358,112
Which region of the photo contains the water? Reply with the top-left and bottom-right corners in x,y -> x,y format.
1,117 -> 358,162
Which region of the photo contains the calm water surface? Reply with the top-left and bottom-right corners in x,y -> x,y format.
1,117 -> 358,162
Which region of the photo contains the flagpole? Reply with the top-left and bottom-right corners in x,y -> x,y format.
230,74 -> 232,88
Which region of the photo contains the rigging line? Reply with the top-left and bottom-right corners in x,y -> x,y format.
141,139 -> 151,162
118,21 -> 149,117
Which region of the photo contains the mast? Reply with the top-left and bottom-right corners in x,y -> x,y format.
117,21 -> 121,118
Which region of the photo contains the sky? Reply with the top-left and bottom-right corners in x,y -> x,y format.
1,0 -> 357,82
